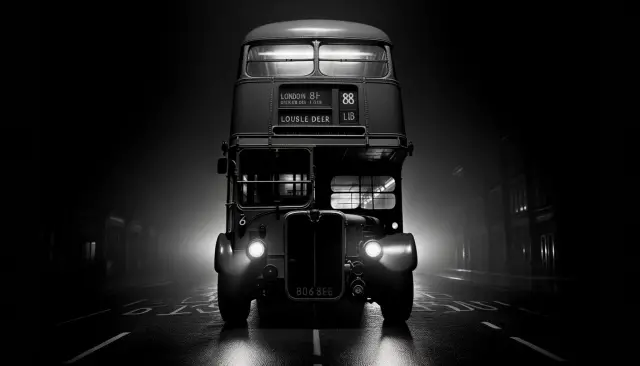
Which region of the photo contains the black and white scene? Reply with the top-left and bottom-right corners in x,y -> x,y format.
34,1 -> 607,365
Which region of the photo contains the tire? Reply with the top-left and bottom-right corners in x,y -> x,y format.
217,273 -> 251,324
379,271 -> 414,322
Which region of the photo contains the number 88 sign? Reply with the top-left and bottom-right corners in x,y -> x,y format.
339,90 -> 358,123
340,91 -> 357,107
342,92 -> 355,105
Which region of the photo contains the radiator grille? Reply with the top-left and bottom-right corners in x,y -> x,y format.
285,211 -> 344,300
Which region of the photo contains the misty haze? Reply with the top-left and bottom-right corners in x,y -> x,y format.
34,2 -> 605,365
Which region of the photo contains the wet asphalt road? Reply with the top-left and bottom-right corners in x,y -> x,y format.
41,274 -> 586,365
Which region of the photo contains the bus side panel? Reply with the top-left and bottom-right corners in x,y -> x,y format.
231,83 -> 274,135
365,83 -> 405,135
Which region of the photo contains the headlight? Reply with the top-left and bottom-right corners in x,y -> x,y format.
364,240 -> 382,258
247,240 -> 266,259
391,222 -> 399,230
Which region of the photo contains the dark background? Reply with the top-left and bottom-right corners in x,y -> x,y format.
29,0 -> 609,360
40,0 -> 595,233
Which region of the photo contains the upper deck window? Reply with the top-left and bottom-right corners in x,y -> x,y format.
247,44 -> 314,77
319,45 -> 388,77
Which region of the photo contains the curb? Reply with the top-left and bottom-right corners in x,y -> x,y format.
140,280 -> 174,288
103,278 -> 173,294
434,268 -> 576,293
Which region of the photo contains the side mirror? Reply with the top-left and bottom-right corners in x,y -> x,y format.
217,158 -> 227,174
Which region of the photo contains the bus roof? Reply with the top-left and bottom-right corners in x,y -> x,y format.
243,20 -> 392,45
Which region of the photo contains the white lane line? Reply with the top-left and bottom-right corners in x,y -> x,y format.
440,275 -> 464,280
313,329 -> 321,356
123,299 -> 147,308
518,307 -> 540,316
63,332 -> 130,364
56,309 -> 111,326
481,321 -> 501,330
494,300 -> 511,307
510,337 -> 566,362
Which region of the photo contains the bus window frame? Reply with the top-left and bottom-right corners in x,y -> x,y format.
240,41 -> 395,80
317,42 -> 390,78
239,45 -> 249,78
235,147 -> 314,210
237,46 -> 246,79
386,45 -> 396,79
245,42 -> 316,78
330,175 -> 397,210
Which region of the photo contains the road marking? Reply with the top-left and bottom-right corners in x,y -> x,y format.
123,307 -> 152,316
192,303 -> 219,314
467,301 -> 498,311
510,337 -> 566,362
418,291 -> 453,299
451,301 -> 475,312
481,321 -> 501,330
63,332 -> 130,364
56,309 -> 111,326
157,305 -> 190,316
494,300 -> 511,306
518,307 -> 541,316
124,299 -> 147,307
413,302 -> 436,312
193,291 -> 215,297
441,275 -> 464,280
313,329 -> 321,356
146,301 -> 167,307
181,296 -> 214,304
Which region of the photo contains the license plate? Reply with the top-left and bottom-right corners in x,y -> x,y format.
296,287 -> 333,297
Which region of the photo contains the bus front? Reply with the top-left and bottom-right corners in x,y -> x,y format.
215,20 -> 416,324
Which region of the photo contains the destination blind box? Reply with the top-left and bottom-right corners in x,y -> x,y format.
278,85 -> 359,126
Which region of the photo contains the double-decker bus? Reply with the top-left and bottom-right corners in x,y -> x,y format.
215,19 -> 417,323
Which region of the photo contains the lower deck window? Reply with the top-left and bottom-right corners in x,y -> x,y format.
238,149 -> 311,207
240,173 -> 310,205
330,176 -> 396,209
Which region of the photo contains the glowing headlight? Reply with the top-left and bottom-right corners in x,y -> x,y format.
391,222 -> 398,230
247,240 -> 265,259
364,241 -> 382,258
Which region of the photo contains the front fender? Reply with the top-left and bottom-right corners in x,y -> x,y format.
214,233 -> 229,273
214,233 -> 254,276
376,233 -> 418,272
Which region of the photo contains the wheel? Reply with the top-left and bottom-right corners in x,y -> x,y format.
378,271 -> 414,322
217,273 -> 251,324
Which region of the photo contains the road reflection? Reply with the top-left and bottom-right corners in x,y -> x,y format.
205,301 -> 425,366
375,321 -> 420,366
